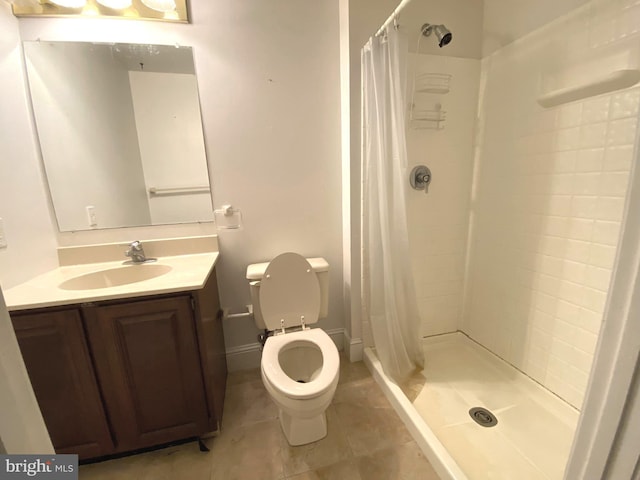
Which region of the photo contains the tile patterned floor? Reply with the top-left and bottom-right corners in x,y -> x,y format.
79,354 -> 439,480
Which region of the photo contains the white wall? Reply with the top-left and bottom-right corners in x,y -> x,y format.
0,3 -> 58,290
464,0 -> 640,408
0,6 -> 55,442
15,0 -> 343,353
129,71 -> 214,225
482,0 -> 590,56
24,42 -> 151,231
406,53 -> 480,337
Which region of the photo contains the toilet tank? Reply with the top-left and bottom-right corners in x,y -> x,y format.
246,257 -> 329,330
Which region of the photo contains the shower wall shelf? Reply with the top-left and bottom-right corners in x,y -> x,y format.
410,107 -> 447,129
415,73 -> 452,94
538,69 -> 640,108
410,72 -> 451,129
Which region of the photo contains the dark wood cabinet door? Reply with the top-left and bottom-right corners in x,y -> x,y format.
11,309 -> 114,459
83,296 -> 209,452
193,270 -> 227,431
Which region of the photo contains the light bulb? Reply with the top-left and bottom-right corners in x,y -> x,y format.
96,0 -> 132,9
141,0 -> 176,13
48,0 -> 87,7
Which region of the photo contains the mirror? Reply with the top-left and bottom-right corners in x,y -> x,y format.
23,41 -> 214,232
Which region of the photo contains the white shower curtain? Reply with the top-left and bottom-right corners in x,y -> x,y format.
362,27 -> 424,381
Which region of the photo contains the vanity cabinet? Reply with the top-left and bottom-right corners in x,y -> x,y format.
10,270 -> 226,460
82,296 -> 210,452
11,309 -> 114,459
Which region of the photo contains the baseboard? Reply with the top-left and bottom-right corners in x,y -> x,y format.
225,342 -> 262,372
225,328 -> 346,372
344,329 -> 364,362
326,328 -> 345,352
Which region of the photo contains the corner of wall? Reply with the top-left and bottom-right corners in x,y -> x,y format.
0,5 -> 59,289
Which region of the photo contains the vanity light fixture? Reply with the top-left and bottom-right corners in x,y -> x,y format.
7,0 -> 37,5
96,0 -> 132,9
141,0 -> 176,13
81,0 -> 99,15
49,0 -> 86,7
163,9 -> 179,20
11,0 -> 188,22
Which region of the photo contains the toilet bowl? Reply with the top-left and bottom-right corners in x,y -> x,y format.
247,252 -> 339,446
262,328 -> 339,445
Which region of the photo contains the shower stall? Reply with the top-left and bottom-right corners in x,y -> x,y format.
360,0 -> 640,478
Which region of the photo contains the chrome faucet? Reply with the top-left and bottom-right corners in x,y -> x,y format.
125,241 -> 149,264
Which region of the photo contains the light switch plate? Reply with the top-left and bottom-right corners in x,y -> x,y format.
86,206 -> 97,227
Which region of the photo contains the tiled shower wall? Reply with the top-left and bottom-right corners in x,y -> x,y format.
406,54 -> 479,337
463,0 -> 640,408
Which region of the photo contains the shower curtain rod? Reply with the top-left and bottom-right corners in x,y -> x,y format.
375,0 -> 412,36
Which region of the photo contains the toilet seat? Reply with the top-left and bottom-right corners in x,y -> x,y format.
262,328 -> 339,400
259,252 -> 321,330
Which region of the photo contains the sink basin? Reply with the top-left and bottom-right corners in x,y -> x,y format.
59,264 -> 172,290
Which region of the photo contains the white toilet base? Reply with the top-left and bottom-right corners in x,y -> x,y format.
279,409 -> 327,446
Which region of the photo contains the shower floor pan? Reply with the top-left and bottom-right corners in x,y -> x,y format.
365,333 -> 579,480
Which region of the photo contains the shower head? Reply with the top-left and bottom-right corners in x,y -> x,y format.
421,23 -> 453,48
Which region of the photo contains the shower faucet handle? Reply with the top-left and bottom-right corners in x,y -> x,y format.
410,165 -> 432,194
418,172 -> 431,183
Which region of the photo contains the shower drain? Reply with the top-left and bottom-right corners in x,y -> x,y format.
469,407 -> 498,427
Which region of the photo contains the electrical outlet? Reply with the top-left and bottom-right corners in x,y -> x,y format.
0,218 -> 7,249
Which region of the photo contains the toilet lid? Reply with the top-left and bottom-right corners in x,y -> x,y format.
260,252 -> 321,330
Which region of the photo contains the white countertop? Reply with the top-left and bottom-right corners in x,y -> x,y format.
4,252 -> 219,312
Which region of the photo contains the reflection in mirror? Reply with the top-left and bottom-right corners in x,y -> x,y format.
23,41 -> 214,232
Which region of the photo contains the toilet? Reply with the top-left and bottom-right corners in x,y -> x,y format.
246,252 -> 339,446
